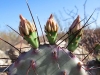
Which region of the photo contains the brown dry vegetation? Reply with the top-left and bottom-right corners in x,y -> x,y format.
0,31 -> 22,51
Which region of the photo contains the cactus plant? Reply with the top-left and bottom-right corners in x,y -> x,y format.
68,15 -> 83,52
7,14 -> 88,75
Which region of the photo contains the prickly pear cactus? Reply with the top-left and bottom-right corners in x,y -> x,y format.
8,45 -> 87,75
7,14 -> 87,75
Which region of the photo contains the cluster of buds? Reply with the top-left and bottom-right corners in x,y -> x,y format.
45,14 -> 58,32
19,15 -> 39,49
69,15 -> 83,36
69,15 -> 81,32
45,14 -> 59,45
68,15 -> 83,52
19,15 -> 36,37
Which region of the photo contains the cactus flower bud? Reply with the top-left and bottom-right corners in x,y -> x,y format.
19,15 -> 39,49
19,15 -> 36,36
69,15 -> 82,33
45,14 -> 58,45
45,14 -> 58,32
68,15 -> 83,52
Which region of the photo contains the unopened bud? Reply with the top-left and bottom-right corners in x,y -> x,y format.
45,14 -> 58,32
70,15 -> 82,33
19,15 -> 36,36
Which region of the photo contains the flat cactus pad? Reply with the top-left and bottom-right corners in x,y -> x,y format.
8,44 -> 87,75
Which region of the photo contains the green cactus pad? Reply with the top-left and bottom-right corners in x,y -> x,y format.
94,44 -> 100,50
8,44 -> 87,75
24,32 -> 39,49
68,34 -> 81,52
46,31 -> 57,45
94,44 -> 100,62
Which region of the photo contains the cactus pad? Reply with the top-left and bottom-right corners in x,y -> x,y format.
8,44 -> 87,75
